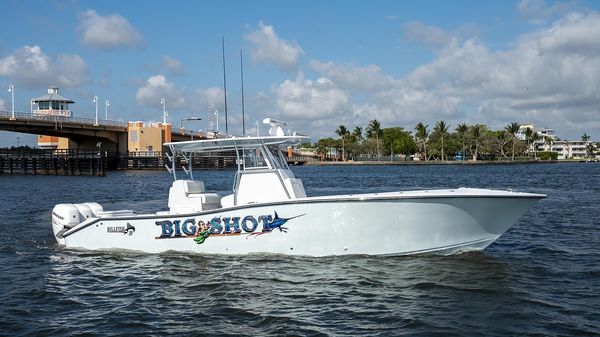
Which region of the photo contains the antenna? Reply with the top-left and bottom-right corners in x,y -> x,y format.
222,36 -> 228,134
240,49 -> 246,136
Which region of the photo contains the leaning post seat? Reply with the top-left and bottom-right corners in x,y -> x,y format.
168,180 -> 221,214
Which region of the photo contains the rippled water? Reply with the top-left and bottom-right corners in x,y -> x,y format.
1,163 -> 599,336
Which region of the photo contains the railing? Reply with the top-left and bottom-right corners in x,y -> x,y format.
0,148 -> 105,158
0,110 -> 128,128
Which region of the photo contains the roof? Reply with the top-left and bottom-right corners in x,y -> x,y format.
32,93 -> 75,103
165,135 -> 311,153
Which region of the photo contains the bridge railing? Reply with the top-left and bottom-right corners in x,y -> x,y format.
0,110 -> 128,128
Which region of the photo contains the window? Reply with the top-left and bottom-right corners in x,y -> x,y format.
241,147 -> 269,169
130,131 -> 138,142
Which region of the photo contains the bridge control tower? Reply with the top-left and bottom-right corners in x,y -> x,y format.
32,86 -> 75,149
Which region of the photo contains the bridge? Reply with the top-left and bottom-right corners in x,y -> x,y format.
0,110 -> 203,153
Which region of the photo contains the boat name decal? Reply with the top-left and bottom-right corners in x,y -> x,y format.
107,223 -> 136,235
154,211 -> 305,244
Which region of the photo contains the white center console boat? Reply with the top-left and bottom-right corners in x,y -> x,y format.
52,123 -> 544,256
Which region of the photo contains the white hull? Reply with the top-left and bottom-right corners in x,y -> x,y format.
54,189 -> 543,256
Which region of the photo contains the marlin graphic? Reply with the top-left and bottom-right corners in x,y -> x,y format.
123,223 -> 135,236
249,211 -> 305,237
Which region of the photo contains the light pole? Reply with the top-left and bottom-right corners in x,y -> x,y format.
255,120 -> 260,136
17,136 -> 20,148
180,117 -> 202,140
92,96 -> 98,126
8,84 -> 14,120
215,109 -> 219,132
105,100 -> 110,120
160,98 -> 167,124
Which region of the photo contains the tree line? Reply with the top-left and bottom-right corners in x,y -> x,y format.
307,120 -> 596,161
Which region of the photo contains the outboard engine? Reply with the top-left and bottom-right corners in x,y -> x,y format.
52,202 -> 103,245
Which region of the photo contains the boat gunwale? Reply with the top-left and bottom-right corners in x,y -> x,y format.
60,191 -> 545,238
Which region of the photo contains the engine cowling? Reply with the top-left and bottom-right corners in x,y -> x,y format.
52,203 -> 103,245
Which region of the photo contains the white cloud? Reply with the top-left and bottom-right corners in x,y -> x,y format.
272,72 -> 351,123
0,45 -> 90,89
79,9 -> 142,49
191,87 -> 225,110
392,12 -> 600,136
403,21 -> 458,49
280,11 -> 600,140
135,75 -> 186,109
533,12 -> 600,55
245,21 -> 304,71
308,61 -> 397,91
517,0 -> 579,24
162,56 -> 185,75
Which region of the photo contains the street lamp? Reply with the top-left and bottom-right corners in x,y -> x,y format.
160,98 -> 167,124
92,96 -> 98,126
255,120 -> 260,136
8,84 -> 14,120
214,109 -> 219,132
180,117 -> 202,140
105,100 -> 110,120
17,136 -> 20,148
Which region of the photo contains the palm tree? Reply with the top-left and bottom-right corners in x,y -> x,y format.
455,123 -> 469,161
586,143 -> 595,157
544,136 -> 554,152
352,126 -> 363,143
505,122 -> 520,160
524,127 -> 534,157
581,133 -> 591,142
414,122 -> 429,160
434,120 -> 450,161
366,119 -> 383,159
530,132 -> 540,159
470,124 -> 484,161
335,125 -> 349,161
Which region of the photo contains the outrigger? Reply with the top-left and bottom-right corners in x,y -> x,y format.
52,120 -> 544,256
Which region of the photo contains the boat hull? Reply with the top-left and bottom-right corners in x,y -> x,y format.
55,192 -> 543,256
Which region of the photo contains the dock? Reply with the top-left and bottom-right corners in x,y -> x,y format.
0,149 -> 106,176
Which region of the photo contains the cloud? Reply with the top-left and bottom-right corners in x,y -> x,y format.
403,21 -> 458,49
393,11 -> 600,135
135,75 -> 186,109
533,12 -> 600,55
517,0 -> 579,24
0,45 -> 90,89
79,9 -> 142,49
308,61 -> 397,91
283,11 -> 600,140
191,87 -> 225,110
162,56 -> 185,75
0,98 -> 5,110
245,21 -> 304,71
273,72 -> 351,121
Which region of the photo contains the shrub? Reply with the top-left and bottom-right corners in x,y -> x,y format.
538,151 -> 558,160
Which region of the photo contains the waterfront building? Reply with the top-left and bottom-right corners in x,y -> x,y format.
32,86 -> 75,149
517,124 -> 556,141
128,121 -> 172,154
534,140 -> 596,159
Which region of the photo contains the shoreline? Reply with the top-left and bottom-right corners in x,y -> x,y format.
304,160 -> 562,166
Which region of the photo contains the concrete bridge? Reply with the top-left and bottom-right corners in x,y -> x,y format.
0,111 -> 202,153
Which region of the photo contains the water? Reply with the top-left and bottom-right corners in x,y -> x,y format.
0,163 -> 599,336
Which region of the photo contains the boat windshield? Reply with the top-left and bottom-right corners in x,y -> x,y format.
241,147 -> 269,169
239,144 -> 287,170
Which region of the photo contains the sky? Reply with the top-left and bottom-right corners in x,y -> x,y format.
1,0 -> 600,146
